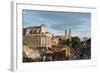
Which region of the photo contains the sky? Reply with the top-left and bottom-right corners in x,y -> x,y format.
22,10 -> 91,40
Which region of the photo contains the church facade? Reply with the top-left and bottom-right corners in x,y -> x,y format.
23,24 -> 52,48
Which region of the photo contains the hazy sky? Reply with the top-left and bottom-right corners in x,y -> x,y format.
22,10 -> 91,40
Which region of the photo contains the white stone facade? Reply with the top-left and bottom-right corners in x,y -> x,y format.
23,24 -> 52,48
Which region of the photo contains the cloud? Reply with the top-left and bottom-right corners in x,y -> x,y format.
22,10 -> 91,38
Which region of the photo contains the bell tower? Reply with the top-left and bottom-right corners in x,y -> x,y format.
69,28 -> 71,42
65,29 -> 67,40
68,28 -> 72,47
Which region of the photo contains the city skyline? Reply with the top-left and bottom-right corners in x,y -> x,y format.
22,10 -> 91,40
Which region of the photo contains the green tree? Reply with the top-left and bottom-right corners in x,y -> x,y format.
62,39 -> 68,45
86,38 -> 91,48
71,36 -> 81,49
